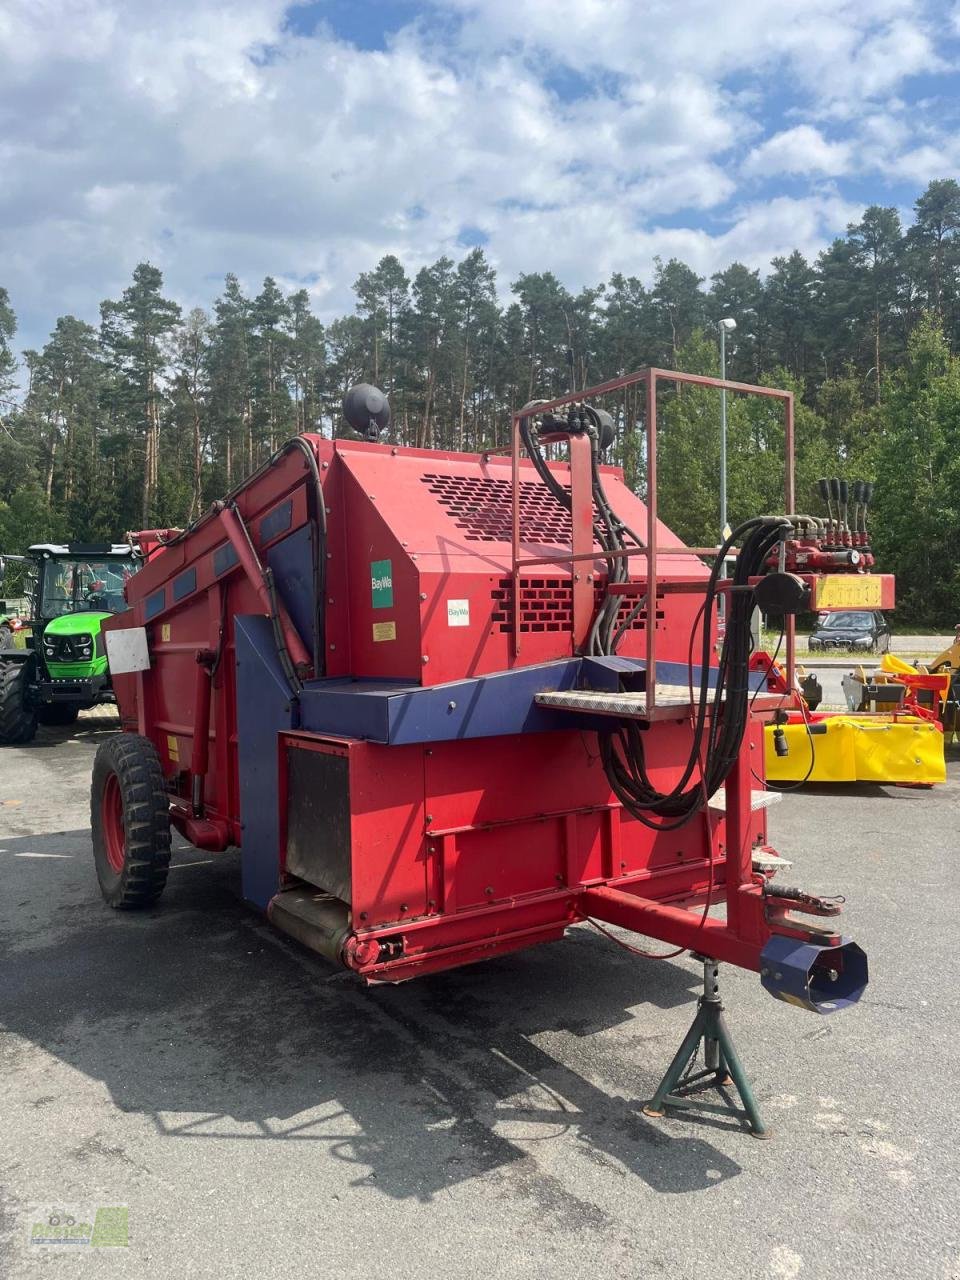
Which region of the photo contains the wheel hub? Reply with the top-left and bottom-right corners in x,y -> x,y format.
101,772 -> 125,873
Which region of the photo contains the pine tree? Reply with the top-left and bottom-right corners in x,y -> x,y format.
287,290 -> 326,434
206,274 -> 253,486
99,263 -> 181,524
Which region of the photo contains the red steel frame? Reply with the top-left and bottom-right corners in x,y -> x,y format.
509,369 -> 796,713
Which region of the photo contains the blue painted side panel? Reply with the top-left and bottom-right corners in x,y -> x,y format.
299,678 -> 397,741
145,588 -> 165,620
173,567 -> 197,602
580,654 -> 729,691
235,615 -> 297,911
260,498 -> 293,544
299,660 -> 610,744
213,541 -> 239,577
297,653 -> 766,747
267,524 -> 316,657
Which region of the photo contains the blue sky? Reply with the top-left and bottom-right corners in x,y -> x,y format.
2,0 -> 959,354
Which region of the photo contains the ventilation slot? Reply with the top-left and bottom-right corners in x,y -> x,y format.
490,579 -> 664,635
421,472 -> 593,544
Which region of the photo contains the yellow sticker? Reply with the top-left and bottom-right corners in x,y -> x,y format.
816,575 -> 883,609
167,734 -> 179,762
161,624 -> 171,642
372,620 -> 397,642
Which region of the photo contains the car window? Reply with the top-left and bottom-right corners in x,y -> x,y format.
821,612 -> 874,630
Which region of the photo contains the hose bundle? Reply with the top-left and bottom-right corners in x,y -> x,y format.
519,405 -> 644,655
520,406 -> 789,830
599,517 -> 789,828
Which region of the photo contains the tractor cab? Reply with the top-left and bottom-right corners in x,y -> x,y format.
35,551 -> 132,621
0,542 -> 141,742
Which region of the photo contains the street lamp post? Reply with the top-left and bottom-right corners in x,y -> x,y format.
718,317 -> 736,628
718,317 -> 736,545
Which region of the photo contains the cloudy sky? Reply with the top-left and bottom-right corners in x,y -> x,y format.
2,0 -> 959,352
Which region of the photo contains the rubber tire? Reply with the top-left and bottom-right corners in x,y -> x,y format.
0,625 -> 12,649
91,734 -> 171,909
37,703 -> 80,726
0,662 -> 38,744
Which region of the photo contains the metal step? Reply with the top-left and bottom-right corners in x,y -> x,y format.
535,686 -> 782,721
706,788 -> 782,813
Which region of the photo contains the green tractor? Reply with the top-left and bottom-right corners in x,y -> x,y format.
0,542 -> 141,744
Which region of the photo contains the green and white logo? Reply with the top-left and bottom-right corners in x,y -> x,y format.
370,559 -> 393,609
28,1204 -> 128,1248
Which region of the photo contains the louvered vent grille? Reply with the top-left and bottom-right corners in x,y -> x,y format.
420,472 -> 579,543
489,579 -> 663,634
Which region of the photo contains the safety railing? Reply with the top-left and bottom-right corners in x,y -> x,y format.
508,368 -> 796,719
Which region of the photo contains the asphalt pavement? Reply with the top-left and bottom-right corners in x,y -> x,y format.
2,709 -> 959,1279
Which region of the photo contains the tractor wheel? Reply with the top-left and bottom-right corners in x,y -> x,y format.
0,624 -> 12,648
91,734 -> 171,909
37,703 -> 80,726
0,662 -> 37,745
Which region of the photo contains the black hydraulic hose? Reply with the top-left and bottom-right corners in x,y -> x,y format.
282,435 -> 328,677
140,434 -> 329,679
227,500 -> 302,699
520,405 -> 790,827
598,517 -> 789,826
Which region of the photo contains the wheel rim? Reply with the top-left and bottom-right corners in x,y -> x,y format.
101,773 -> 126,873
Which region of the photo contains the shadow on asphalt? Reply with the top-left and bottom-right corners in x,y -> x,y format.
21,709 -> 121,752
789,781 -> 940,801
2,827 -> 744,1203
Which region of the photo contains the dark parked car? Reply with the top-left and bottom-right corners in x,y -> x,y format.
809,610 -> 891,653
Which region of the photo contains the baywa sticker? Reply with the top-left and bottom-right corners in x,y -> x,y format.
28,1205 -> 129,1248
370,559 -> 394,609
447,599 -> 470,627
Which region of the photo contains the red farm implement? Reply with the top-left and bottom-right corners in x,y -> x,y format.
92,370 -> 884,1137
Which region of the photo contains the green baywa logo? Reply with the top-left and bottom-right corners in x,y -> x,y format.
29,1205 -> 128,1248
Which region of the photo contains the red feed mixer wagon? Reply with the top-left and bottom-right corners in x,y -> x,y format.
93,369 -> 884,1136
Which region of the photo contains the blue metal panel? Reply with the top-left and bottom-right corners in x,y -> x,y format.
579,655 -> 643,687
581,654 -> 764,695
297,652 -> 767,747
145,588 -> 165,620
235,615 -> 297,911
260,499 -> 293,544
213,542 -> 239,577
299,678 -> 397,741
172,567 -> 197,602
299,659 -> 610,745
266,524 -> 316,656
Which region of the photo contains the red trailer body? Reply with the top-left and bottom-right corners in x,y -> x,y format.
99,371 -> 870,1030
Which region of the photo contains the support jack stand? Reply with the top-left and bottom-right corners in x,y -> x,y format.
642,955 -> 771,1139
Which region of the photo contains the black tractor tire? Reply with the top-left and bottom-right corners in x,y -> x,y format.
0,662 -> 38,745
91,734 -> 171,909
37,703 -> 81,726
0,624 -> 12,648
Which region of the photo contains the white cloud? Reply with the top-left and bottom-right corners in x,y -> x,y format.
0,0 -> 956,354
744,126 -> 853,177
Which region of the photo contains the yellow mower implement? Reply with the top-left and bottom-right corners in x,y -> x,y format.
765,713 -> 945,785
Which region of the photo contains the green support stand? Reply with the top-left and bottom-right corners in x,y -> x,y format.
642,956 -> 771,1139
